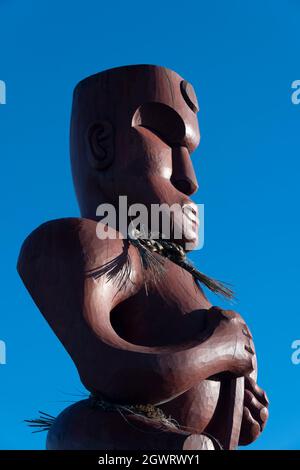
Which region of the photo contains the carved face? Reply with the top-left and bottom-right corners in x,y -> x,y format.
71,65 -> 201,249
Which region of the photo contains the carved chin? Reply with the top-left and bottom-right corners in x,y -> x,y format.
172,221 -> 199,252
182,226 -> 199,252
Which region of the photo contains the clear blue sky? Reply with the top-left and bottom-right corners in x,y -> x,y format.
0,0 -> 299,450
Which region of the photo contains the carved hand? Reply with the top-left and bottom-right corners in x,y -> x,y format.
209,307 -> 256,377
238,375 -> 269,445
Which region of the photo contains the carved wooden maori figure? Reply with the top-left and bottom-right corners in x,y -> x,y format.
17,65 -> 268,450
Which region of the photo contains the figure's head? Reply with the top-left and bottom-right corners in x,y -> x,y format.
70,65 -> 201,249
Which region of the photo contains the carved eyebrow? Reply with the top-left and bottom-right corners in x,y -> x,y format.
180,80 -> 199,113
132,102 -> 186,147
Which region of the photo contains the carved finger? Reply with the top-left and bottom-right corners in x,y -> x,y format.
245,344 -> 255,355
244,389 -> 269,431
242,327 -> 252,339
239,406 -> 261,446
245,376 -> 269,407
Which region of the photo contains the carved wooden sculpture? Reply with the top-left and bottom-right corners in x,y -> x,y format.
17,65 -> 268,450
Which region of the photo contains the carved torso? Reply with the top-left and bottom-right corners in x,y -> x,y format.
18,217 -> 222,434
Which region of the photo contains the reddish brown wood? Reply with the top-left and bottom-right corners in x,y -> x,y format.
17,65 -> 268,450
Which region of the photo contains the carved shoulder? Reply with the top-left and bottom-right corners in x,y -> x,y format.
17,218 -> 84,290
18,218 -> 130,285
17,218 -> 140,321
17,217 -> 138,346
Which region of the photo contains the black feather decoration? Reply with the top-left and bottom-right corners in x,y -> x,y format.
86,241 -> 132,292
25,411 -> 56,433
128,230 -> 234,300
85,229 -> 234,300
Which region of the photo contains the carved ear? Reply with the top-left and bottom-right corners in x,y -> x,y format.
87,120 -> 114,170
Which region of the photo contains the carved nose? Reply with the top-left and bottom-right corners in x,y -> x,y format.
171,146 -> 198,196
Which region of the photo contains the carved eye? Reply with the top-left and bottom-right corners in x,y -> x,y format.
132,102 -> 186,146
